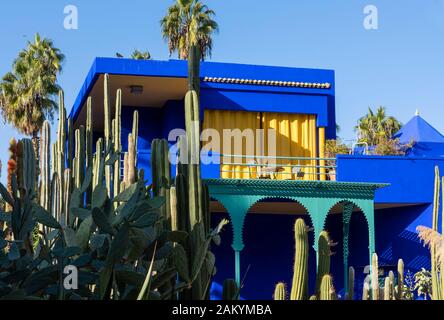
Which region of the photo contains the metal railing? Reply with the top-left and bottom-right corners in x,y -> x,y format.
219,154 -> 337,180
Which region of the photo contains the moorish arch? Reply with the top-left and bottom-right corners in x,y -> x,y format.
205,179 -> 387,289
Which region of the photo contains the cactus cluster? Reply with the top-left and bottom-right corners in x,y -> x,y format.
273,218 -> 337,300
361,252 -> 406,300
0,45 -> 227,300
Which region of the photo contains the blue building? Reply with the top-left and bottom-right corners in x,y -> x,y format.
70,57 -> 443,299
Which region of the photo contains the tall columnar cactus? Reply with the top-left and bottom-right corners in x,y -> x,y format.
132,110 -> 139,167
222,279 -> 239,300
113,89 -> 122,200
388,270 -> 395,300
40,121 -> 51,212
347,266 -> 355,300
316,231 -> 331,294
383,277 -> 390,300
290,218 -> 308,300
362,280 -> 370,300
274,282 -> 286,300
397,258 -> 404,299
63,168 -> 71,226
319,274 -> 335,300
57,91 -> 66,190
127,134 -> 136,186
17,139 -> 36,195
151,139 -> 171,219
104,74 -> 112,197
86,97 -> 93,171
371,252 -> 379,300
67,118 -> 74,171
431,166 -> 442,300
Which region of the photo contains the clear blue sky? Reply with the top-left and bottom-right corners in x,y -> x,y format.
1,0 -> 443,180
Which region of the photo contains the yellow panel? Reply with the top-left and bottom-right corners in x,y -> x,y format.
203,110 -> 318,180
319,127 -> 326,181
203,110 -> 260,179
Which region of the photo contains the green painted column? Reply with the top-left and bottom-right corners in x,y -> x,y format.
212,194 -> 263,288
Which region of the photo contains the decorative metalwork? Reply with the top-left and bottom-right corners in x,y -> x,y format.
205,178 -> 388,287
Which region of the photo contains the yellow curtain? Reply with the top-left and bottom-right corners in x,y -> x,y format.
318,127 -> 326,181
203,110 -> 260,179
262,113 -> 317,180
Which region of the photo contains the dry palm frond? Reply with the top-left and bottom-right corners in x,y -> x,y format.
417,225 -> 444,263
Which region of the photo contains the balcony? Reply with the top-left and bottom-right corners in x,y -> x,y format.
201,153 -> 336,181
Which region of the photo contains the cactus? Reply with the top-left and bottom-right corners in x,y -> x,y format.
223,279 -> 239,300
290,218 -> 308,300
113,89 -> 122,200
397,258 -> 404,299
127,134 -> 136,186
388,270 -> 395,300
132,111 -> 139,167
383,277 -> 390,300
40,121 -> 51,212
103,74 -> 112,197
362,281 -> 370,300
316,231 -> 331,294
67,117 -> 74,171
347,266 -> 355,300
371,252 -> 379,300
273,282 -> 286,300
319,274 -> 335,300
431,166 -> 442,300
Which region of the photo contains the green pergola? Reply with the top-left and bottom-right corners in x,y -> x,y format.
205,178 -> 388,291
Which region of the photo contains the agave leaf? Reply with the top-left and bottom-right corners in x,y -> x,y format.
113,183 -> 138,202
90,233 -> 107,251
63,227 -> 79,247
76,216 -> 94,250
52,246 -> 81,258
79,167 -> 93,194
171,244 -> 190,283
130,212 -> 159,229
137,242 -> 157,300
191,238 -> 212,283
92,208 -> 115,235
151,268 -> 177,290
107,223 -> 130,263
71,208 -> 91,220
22,265 -> 59,295
146,197 -> 166,210
32,204 -> 61,229
92,186 -> 107,209
115,270 -> 144,288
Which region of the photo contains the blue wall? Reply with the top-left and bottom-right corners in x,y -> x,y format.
337,155 -> 444,205
71,58 -> 337,140
211,203 -> 430,300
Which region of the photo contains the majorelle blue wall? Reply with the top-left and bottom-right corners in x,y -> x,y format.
210,204 -> 430,300
70,57 -> 337,141
208,155 -> 443,299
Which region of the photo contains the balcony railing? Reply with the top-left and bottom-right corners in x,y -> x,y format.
219,154 -> 337,181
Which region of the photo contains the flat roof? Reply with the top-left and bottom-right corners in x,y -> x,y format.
70,57 -> 335,125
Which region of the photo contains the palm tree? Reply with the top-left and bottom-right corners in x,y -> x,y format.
161,0 -> 218,60
0,33 -> 64,157
355,106 -> 402,146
